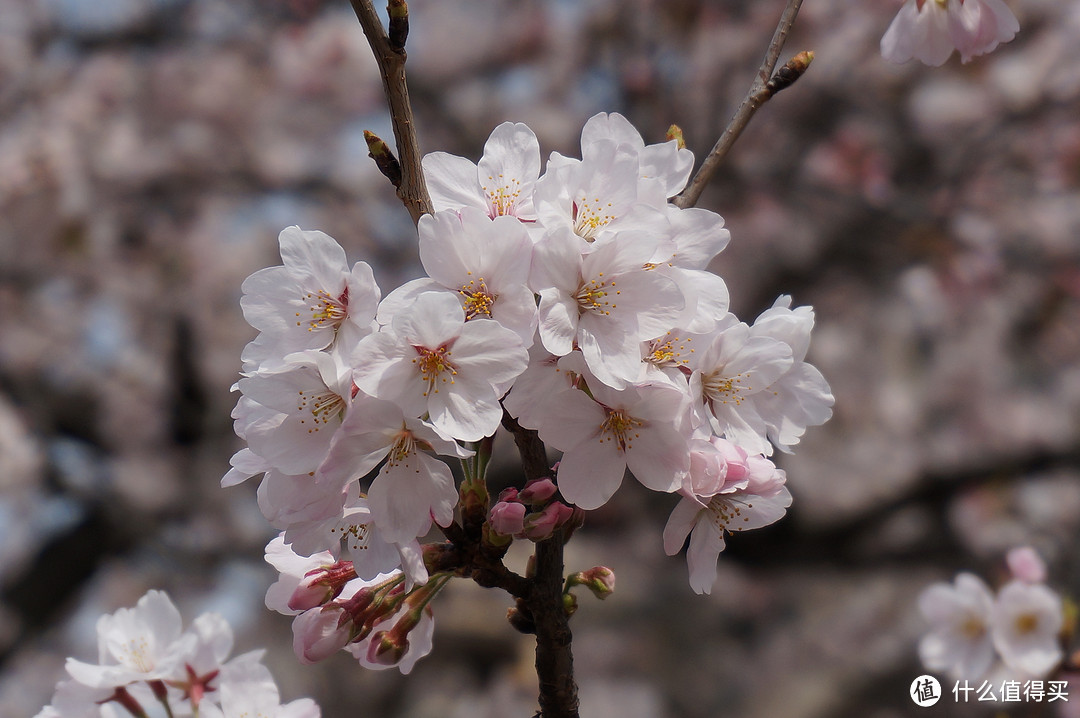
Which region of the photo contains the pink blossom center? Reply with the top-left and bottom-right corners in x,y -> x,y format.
482,174 -> 523,217
572,196 -> 615,241
702,371 -> 752,406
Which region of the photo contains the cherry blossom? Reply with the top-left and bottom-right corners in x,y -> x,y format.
688,317 -> 794,456
318,390 -> 472,545
917,573 -> 997,680
536,378 -> 691,510
240,226 -> 380,370
353,291 -> 528,441
422,121 -> 540,221
232,349 -> 354,475
881,0 -> 1018,66
532,228 -> 684,389
748,297 -> 835,453
663,453 -> 790,594
377,207 -> 537,344
991,580 -> 1064,677
65,590 -> 194,688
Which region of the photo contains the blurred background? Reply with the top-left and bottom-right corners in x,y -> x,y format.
2,0 -> 1080,715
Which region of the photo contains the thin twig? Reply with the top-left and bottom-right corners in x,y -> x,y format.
348,0 -> 433,224
674,0 -> 805,209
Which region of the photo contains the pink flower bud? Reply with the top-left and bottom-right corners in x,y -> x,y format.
1006,546 -> 1047,584
366,629 -> 408,667
519,478 -> 558,505
291,605 -> 352,664
489,500 -> 527,536
288,561 -> 357,611
497,487 -> 520,503
289,577 -> 335,612
522,502 -> 574,541
573,566 -> 616,599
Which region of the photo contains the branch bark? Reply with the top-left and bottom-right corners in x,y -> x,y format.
504,414 -> 579,718
674,0 -> 805,209
348,0 -> 433,224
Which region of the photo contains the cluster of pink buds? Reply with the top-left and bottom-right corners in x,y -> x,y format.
266,536 -> 442,674
488,477 -> 585,542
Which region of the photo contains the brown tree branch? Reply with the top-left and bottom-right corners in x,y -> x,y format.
348,0 -> 433,224
674,0 -> 806,210
503,413 -> 579,718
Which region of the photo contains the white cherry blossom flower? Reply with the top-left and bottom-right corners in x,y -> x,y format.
749,297 -> 834,453
663,454 -> 789,594
422,121 -> 540,221
917,573 -> 997,680
688,318 -> 794,456
536,378 -> 691,510
232,349 -> 353,475
353,291 -> 528,441
201,653 -> 321,718
579,111 -> 694,199
534,139 -> 669,245
376,207 -> 537,345
240,226 -> 379,369
532,228 -> 684,389
65,590 -> 195,688
881,0 -> 1018,66
991,580 -> 1064,677
318,391 -> 471,545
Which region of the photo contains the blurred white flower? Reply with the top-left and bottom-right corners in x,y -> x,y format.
991,580 -> 1064,677
881,0 -> 1018,66
918,573 -> 996,680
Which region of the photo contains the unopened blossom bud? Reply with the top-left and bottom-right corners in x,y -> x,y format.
522,502 -> 575,541
288,561 -> 357,611
568,566 -> 616,600
365,629 -> 408,667
291,605 -> 353,664
386,0 -> 409,51
497,487 -> 520,503
518,478 -> 558,505
765,51 -> 813,96
364,130 -> 402,188
1006,546 -> 1048,584
665,124 -> 686,149
563,592 -> 578,616
489,500 -> 527,536
507,602 -> 535,634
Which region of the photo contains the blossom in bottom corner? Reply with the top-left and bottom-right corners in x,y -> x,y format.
881,0 -> 1019,66
917,572 -> 996,680
991,580 -> 1064,677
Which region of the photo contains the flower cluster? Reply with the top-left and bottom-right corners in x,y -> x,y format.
918,548 -> 1066,682
224,111 -> 833,670
264,535 -> 439,673
881,0 -> 1019,66
35,590 -> 319,718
